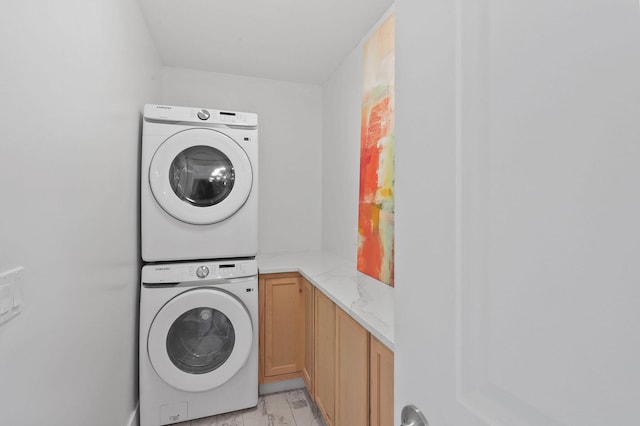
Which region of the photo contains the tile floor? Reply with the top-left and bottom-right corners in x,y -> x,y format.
175,388 -> 326,426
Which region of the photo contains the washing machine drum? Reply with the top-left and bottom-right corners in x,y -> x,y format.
147,288 -> 253,392
149,128 -> 253,225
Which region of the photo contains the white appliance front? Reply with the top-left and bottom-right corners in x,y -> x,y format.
139,260 -> 258,426
141,104 -> 258,262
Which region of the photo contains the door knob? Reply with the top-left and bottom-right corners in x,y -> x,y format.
401,405 -> 429,426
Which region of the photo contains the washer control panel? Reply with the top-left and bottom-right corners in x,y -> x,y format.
142,259 -> 257,284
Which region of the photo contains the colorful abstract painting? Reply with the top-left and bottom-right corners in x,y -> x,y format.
357,13 -> 395,286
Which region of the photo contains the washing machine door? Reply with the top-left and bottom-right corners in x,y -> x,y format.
149,128 -> 253,225
147,288 -> 253,392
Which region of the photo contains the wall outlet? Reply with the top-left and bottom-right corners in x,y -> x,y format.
0,267 -> 24,326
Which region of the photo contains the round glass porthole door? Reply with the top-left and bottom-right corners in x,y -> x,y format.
166,307 -> 236,374
148,288 -> 253,392
169,146 -> 235,208
149,128 -> 253,225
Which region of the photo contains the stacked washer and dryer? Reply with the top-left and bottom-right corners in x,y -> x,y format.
139,104 -> 259,426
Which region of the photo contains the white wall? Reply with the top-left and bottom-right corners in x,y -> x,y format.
321,8 -> 394,264
162,67 -> 323,255
321,45 -> 362,263
0,1 -> 161,425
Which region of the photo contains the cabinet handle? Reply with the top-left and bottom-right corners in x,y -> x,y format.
401,405 -> 429,426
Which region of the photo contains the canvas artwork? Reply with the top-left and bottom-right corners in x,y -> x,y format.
357,13 -> 395,286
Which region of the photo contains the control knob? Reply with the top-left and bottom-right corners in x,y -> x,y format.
197,109 -> 210,120
196,266 -> 209,279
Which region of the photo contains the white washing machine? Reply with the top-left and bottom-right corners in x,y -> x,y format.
139,259 -> 258,426
141,104 -> 258,262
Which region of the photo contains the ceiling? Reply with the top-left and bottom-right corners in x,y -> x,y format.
138,0 -> 394,85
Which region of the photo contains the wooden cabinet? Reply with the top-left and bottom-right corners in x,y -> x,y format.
259,272 -> 394,426
301,277 -> 314,397
259,273 -> 304,383
370,336 -> 394,426
314,289 -> 336,425
335,306 -> 370,426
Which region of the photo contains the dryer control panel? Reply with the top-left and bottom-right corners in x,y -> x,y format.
142,259 -> 258,284
144,104 -> 258,127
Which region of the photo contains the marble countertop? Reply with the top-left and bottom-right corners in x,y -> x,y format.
257,251 -> 394,350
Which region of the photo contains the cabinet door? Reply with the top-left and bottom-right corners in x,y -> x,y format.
261,274 -> 303,380
301,278 -> 314,397
314,289 -> 335,426
335,306 -> 370,426
370,336 -> 394,426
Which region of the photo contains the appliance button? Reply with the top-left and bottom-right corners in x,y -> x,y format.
197,109 -> 210,120
196,266 -> 209,279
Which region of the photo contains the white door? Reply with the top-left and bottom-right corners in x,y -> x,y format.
395,1 -> 640,425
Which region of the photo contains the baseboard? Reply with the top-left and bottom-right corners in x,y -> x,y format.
127,402 -> 139,426
259,377 -> 305,395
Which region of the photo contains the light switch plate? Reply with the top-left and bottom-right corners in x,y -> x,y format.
0,267 -> 24,326
0,284 -> 11,314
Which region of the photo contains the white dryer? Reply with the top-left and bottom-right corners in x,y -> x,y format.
139,259 -> 258,426
141,104 -> 258,262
